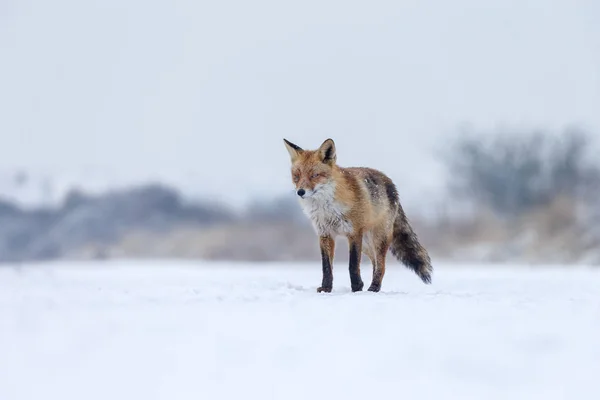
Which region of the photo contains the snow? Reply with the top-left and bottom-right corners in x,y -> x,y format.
1,260 -> 599,400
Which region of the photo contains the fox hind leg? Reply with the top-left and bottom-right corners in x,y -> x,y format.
368,238 -> 390,292
362,232 -> 378,291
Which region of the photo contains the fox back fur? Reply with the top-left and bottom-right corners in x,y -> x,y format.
283,138 -> 432,292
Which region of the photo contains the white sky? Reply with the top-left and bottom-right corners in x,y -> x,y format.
1,0 -> 599,208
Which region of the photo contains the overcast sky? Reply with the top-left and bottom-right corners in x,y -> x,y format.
1,0 -> 599,207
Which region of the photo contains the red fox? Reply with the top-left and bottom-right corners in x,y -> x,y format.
283,138 -> 432,293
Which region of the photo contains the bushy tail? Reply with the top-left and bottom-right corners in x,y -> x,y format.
390,205 -> 433,284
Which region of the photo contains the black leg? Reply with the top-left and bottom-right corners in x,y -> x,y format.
348,235 -> 364,292
318,236 -> 334,293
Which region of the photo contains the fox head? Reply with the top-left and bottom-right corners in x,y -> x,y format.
283,138 -> 337,199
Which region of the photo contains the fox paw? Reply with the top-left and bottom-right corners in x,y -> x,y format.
367,284 -> 381,292
351,281 -> 364,292
317,286 -> 332,293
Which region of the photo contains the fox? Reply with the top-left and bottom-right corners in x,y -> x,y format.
283,138 -> 432,293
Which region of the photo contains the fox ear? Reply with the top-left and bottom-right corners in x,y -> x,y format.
283,139 -> 303,161
318,138 -> 336,164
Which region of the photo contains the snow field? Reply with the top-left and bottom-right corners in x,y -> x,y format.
1,260 -> 599,400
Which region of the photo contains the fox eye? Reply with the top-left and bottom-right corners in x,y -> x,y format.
311,173 -> 320,179
293,174 -> 300,182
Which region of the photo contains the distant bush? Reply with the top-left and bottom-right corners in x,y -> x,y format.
0,183 -> 236,263
442,127 -> 600,218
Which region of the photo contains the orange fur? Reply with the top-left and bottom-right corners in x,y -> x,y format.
283,138 -> 432,292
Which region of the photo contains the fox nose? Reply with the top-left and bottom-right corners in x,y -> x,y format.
297,189 -> 306,197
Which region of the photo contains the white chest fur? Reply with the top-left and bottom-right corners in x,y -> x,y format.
298,182 -> 353,236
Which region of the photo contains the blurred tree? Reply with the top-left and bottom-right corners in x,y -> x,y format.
442,127 -> 600,218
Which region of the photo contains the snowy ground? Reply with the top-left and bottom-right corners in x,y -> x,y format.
1,260 -> 599,400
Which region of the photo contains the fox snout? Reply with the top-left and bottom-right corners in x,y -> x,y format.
295,186 -> 321,199
296,187 -> 313,198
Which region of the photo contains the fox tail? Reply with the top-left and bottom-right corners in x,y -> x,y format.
390,205 -> 433,284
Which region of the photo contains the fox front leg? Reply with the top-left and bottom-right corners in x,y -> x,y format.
317,236 -> 335,293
